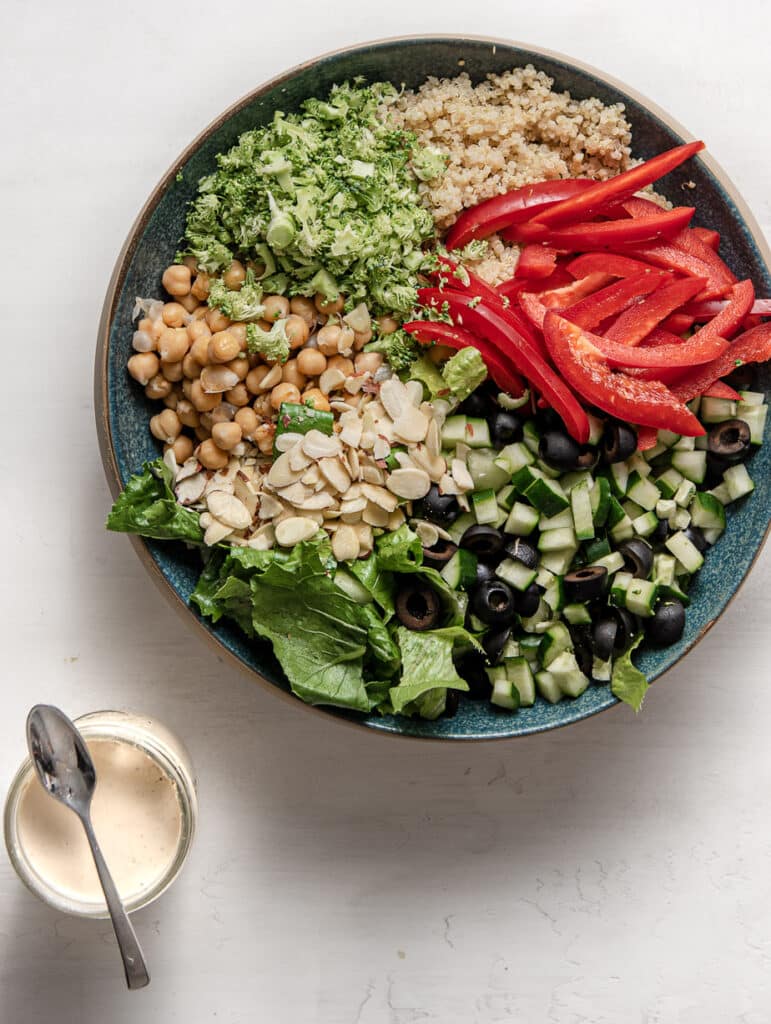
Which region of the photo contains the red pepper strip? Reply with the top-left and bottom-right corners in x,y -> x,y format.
403,321 -> 526,397
514,245 -> 559,280
638,327 -> 687,348
615,242 -> 732,300
418,289 -> 590,443
660,312 -> 695,333
532,141 -> 705,228
445,179 -> 596,249
563,272 -> 666,330
537,272 -> 613,309
702,380 -> 742,400
636,426 -> 659,451
688,280 -> 755,344
603,276 -> 707,346
506,206 -> 695,249
672,227 -> 737,286
670,322 -> 771,402
692,226 -> 720,251
542,312 -> 705,436
566,252 -> 670,280
498,265 -> 574,301
682,298 -> 771,320
586,327 -> 728,369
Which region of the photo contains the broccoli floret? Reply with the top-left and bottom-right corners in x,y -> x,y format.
365,328 -> 421,373
246,320 -> 291,364
411,146 -> 448,182
208,272 -> 265,322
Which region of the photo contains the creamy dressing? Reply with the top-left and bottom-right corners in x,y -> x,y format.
16,737 -> 182,906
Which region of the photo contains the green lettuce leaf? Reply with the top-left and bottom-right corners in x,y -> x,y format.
407,354 -> 451,400
105,459 -> 203,544
388,627 -> 469,715
442,347 -> 488,402
611,635 -> 649,712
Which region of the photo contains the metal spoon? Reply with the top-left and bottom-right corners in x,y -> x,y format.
26,705 -> 150,990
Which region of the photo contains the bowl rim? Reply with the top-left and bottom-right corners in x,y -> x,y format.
95,33 -> 771,742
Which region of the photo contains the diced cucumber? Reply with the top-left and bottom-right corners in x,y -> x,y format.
538,527 -> 577,552
609,514 -> 634,544
584,537 -> 611,562
440,415 -> 468,448
707,482 -> 732,506
471,489 -> 499,525
659,581 -> 691,607
496,484 -> 517,512
590,550 -> 626,575
535,669 -> 562,704
504,502 -> 540,536
489,673 -> 520,711
670,507 -> 691,531
610,571 -> 634,607
524,475 -> 570,517
587,413 -> 605,445
665,530 -> 705,573
643,441 -> 669,461
502,638 -> 521,659
655,467 -> 685,500
538,508 -> 574,531
687,396 -> 701,415
468,450 -> 510,491
703,526 -> 724,545
671,450 -> 707,484
695,434 -> 710,451
739,390 -> 765,406
440,548 -> 478,590
633,510 -> 659,537
626,452 -> 652,478
548,651 -> 590,698
689,491 -> 726,531
657,429 -> 681,448
535,457 -> 563,481
590,476 -> 611,527
609,461 -> 629,497
521,598 -> 552,632
494,441 -> 534,475
591,655 -> 612,682
571,479 -> 595,541
542,574 -> 565,613
653,553 -> 676,587
560,469 -> 592,494
723,463 -> 755,500
522,419 -> 541,454
535,566 -> 556,589
672,435 -> 696,452
606,494 -> 627,529
563,602 -> 592,626
539,548 -> 577,576
505,657 -> 536,707
511,463 -> 544,493
622,499 -> 645,521
738,404 -> 768,444
496,558 -> 537,592
447,511 -> 475,544
626,472 -> 661,511
700,396 -> 737,423
518,634 -> 541,663
656,498 -> 677,519
674,478 -> 697,508
625,578 -> 660,617
539,622 -> 573,668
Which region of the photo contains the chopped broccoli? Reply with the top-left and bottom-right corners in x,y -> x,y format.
442,347 -> 488,401
365,328 -> 421,373
208,271 -> 265,322
411,146 -> 448,182
246,319 -> 291,364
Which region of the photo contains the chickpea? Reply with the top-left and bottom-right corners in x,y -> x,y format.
284,314 -> 310,350
354,351 -> 383,375
150,408 -> 182,443
158,326 -> 190,363
222,259 -> 246,291
327,355 -> 354,376
289,296 -> 317,330
301,388 -> 331,412
176,399 -> 200,429
377,315 -> 399,335
179,292 -> 200,314
296,348 -> 327,377
246,260 -> 266,277
190,379 -> 222,412
181,379 -> 194,401
245,365 -> 270,394
191,306 -> 209,321
281,359 -> 307,390
191,272 -> 210,301
138,316 -> 153,336
270,382 -> 301,410
127,352 -> 160,385
262,295 -> 290,322
227,356 -> 250,380
199,411 -> 214,432
160,359 -> 184,382
182,353 -> 201,379
162,264 -> 192,297
212,421 -> 243,451
188,318 -> 211,344
428,344 -> 456,365
316,324 -> 342,356
205,306 -> 231,332
228,323 -> 247,347
235,407 -> 259,437
190,335 -> 212,367
166,434 -> 194,463
163,389 -> 180,410
225,383 -> 250,407
253,423 -> 275,456
144,374 -> 172,400
150,318 -> 165,343
337,326 -> 355,355
162,302 -> 187,327
208,330 -> 241,364
195,424 -> 211,443
353,328 -> 373,351
248,353 -> 262,368
212,402 -> 236,424
315,292 -> 344,315
252,394 -> 273,419
197,438 -> 229,470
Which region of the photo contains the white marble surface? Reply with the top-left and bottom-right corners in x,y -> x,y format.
1,2 -> 769,1021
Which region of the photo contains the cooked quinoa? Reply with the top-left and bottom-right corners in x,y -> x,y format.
385,65 -> 634,284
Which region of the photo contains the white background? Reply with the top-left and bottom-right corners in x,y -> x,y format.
1,2 -> 770,1021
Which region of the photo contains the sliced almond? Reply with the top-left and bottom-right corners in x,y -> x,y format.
387,508 -> 406,531
301,464 -> 322,487
361,463 -> 385,486
339,413 -> 363,449
258,493 -> 284,519
361,482 -> 399,512
300,492 -> 337,511
451,458 -> 474,491
379,378 -> 408,420
438,473 -> 462,495
318,457 -> 351,493
274,516 -> 320,547
393,404 -> 429,444
340,496 -> 367,515
415,521 -> 439,548
344,375 -> 365,395
207,490 -> 252,530
302,430 -> 343,459
425,419 -> 441,459
386,467 -> 431,500
347,448 -> 361,480
267,451 -> 302,488
247,524 -> 275,550
405,380 -> 424,407
372,436 -> 391,461
319,368 -> 346,395
277,481 -> 310,506
332,524 -> 360,562
343,482 -> 363,501
204,518 -> 233,546
200,365 -> 240,394
363,502 -> 389,528
410,446 -> 446,482
260,364 -> 283,390
275,431 -> 304,453
354,522 -> 374,555
175,473 -> 206,506
393,451 -> 415,470
289,446 -> 313,472
233,475 -> 259,518
176,457 -> 202,483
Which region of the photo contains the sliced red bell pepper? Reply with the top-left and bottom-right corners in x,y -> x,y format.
445,179 -> 596,249
403,321 -> 526,397
638,327 -> 687,348
620,195 -> 670,218
518,291 -> 549,330
636,426 -> 659,451
514,245 -> 559,280
689,280 -> 755,343
702,380 -> 742,400
615,241 -> 732,300
670,322 -> 771,402
497,266 -> 573,301
506,206 -> 695,248
417,289 -> 590,442
567,252 -> 670,281
563,272 -> 666,330
541,312 -> 705,436
672,227 -> 737,288
691,226 -> 720,251
603,276 -> 707,346
532,141 -> 705,227
682,298 -> 771,320
659,312 -> 695,334
536,272 -> 613,309
585,327 -> 728,369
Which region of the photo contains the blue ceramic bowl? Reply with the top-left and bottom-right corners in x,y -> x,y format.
96,36 -> 770,740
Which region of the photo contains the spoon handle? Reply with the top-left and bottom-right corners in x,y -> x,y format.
82,815 -> 150,990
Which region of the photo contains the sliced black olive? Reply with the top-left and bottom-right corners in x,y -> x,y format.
483,627 -> 512,666
682,525 -> 709,553
564,565 -> 608,602
503,537 -> 538,569
475,560 -> 497,586
725,364 -> 755,390
576,446 -> 600,471
460,524 -> 505,560
707,419 -> 751,464
592,615 -> 618,661
613,607 -> 640,652
421,538 -> 458,569
511,582 -> 543,617
602,422 -> 638,464
395,582 -> 442,631
647,599 -> 686,646
454,650 -> 491,700
539,430 -> 582,471
618,538 -> 654,579
569,625 -> 594,677
459,381 -> 498,419
651,517 -> 669,543
470,579 -> 518,627
489,410 -> 522,447
443,689 -> 460,718
413,484 -> 461,527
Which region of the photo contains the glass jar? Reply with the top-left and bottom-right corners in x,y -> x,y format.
4,710 -> 197,918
